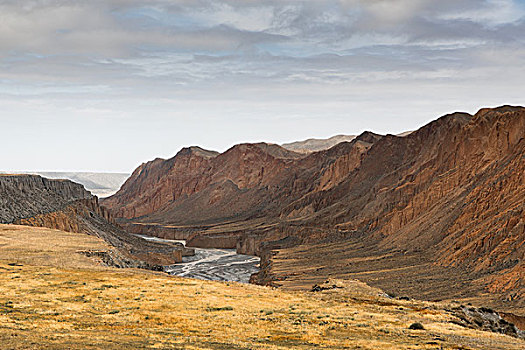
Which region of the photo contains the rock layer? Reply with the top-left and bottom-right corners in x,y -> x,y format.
0,174 -> 91,223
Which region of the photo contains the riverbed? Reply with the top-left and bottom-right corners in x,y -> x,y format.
134,234 -> 260,283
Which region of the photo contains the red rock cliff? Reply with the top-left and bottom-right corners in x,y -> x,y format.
104,106 -> 524,298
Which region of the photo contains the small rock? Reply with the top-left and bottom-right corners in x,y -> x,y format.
409,322 -> 425,330
311,284 -> 323,292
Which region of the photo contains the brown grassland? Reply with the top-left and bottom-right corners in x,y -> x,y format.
0,224 -> 523,349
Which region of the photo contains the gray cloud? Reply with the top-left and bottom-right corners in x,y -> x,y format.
0,1 -> 524,171
1,0 -> 523,92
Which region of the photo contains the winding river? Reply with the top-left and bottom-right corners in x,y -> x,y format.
135,234 -> 260,283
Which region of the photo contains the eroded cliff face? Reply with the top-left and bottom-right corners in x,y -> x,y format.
0,174 -> 91,223
265,107 -> 524,301
0,175 -> 188,267
103,134 -> 382,227
104,106 -> 524,303
103,143 -> 310,224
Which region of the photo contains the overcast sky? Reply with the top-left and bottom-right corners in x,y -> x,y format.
1,0 -> 524,172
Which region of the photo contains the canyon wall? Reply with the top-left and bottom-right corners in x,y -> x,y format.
104,106 -> 524,302
0,174 -> 91,223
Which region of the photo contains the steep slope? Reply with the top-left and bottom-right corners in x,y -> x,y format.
103,143 -> 308,224
255,106 -> 524,312
0,174 -> 91,223
0,174 -> 189,267
104,106 -> 524,309
0,172 -> 130,198
274,107 -> 524,291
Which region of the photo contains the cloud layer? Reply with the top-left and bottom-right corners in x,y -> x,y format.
1,0 -> 524,171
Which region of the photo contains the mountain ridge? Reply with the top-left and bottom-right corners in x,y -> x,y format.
103,105 -> 524,312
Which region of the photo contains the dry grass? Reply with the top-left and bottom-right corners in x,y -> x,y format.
0,224 -> 522,349
267,238 -> 525,315
0,224 -> 111,269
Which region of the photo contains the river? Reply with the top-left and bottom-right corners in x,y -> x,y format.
134,234 -> 260,283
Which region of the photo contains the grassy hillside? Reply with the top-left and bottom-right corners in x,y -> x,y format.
0,224 -> 522,349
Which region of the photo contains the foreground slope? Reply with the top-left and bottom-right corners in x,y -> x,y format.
0,224 -> 523,349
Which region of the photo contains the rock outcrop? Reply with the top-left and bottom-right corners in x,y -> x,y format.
26,172 -> 130,198
0,174 -> 91,223
0,174 -> 190,267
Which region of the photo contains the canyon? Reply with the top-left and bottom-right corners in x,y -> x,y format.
103,106 -> 524,315
1,106 -> 523,348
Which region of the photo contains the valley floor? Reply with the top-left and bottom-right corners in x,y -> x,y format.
0,224 -> 523,349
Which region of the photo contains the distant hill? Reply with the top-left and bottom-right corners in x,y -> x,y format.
0,172 -> 130,198
281,131 -> 412,153
281,135 -> 357,153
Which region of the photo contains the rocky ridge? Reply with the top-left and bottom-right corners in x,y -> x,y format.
0,174 -> 91,223
104,106 -> 524,312
31,172 -> 130,198
0,174 -> 191,267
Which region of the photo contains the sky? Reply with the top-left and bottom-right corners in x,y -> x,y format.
1,0 -> 524,172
